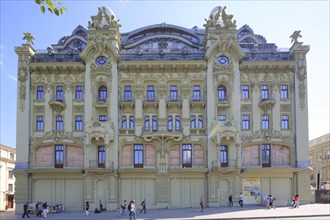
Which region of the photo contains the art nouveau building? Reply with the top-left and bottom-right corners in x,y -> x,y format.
0,144 -> 16,211
14,6 -> 312,213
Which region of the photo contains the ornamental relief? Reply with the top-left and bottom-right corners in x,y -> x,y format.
85,121 -> 115,144
30,130 -> 84,146
242,129 -> 294,144
90,61 -> 112,73
73,105 -> 84,113
33,105 -> 45,113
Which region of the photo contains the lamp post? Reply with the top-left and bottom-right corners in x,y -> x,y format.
317,155 -> 322,190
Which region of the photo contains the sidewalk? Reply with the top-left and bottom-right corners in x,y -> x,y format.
0,204 -> 329,220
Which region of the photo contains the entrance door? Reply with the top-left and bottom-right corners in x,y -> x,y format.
96,179 -> 106,210
219,179 -> 230,206
7,195 -> 14,208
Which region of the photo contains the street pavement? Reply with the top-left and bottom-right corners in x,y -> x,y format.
0,203 -> 329,220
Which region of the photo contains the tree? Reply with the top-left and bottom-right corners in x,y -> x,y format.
34,0 -> 67,16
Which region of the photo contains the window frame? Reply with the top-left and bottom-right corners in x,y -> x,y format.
198,115 -> 203,128
242,85 -> 249,99
170,86 -> 178,101
134,144 -> 144,168
261,85 -> 269,100
147,85 -> 155,101
37,86 -> 44,100
218,115 -> 226,122
152,116 -> 157,131
75,86 -> 83,100
99,115 -> 107,122
98,146 -> 106,168
75,115 -> 83,131
168,116 -> 173,131
182,144 -> 192,168
129,116 -> 135,129
261,115 -> 269,129
190,116 -> 196,128
280,85 -> 289,99
124,86 -> 132,101
145,116 -> 150,131
193,85 -> 201,101
55,145 -> 64,168
98,86 -> 107,102
175,116 -> 181,131
36,116 -> 44,131
122,116 -> 127,129
56,86 -> 63,101
220,145 -> 228,167
218,85 -> 227,101
261,144 -> 271,167
281,115 -> 289,130
242,115 -> 250,130
55,115 -> 63,130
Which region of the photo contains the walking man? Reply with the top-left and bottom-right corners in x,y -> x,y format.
239,192 -> 244,208
140,199 -> 146,214
228,195 -> 233,207
22,202 -> 30,218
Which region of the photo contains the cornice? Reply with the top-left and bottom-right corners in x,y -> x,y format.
29,62 -> 85,74
118,60 -> 206,73
239,61 -> 295,73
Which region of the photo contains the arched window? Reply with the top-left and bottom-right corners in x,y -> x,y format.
98,86 -> 107,102
218,85 -> 227,101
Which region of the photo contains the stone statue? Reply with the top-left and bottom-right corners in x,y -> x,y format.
290,30 -> 302,44
23,32 -> 35,45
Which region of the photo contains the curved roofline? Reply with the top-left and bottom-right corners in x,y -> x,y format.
122,23 -> 202,44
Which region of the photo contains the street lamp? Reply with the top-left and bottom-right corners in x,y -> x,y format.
317,154 -> 322,190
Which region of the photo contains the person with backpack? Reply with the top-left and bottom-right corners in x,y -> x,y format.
120,200 -> 127,216
128,200 -> 136,220
140,199 -> 146,214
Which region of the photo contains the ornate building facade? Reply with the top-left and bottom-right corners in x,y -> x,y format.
14,6 -> 312,213
309,133 -> 330,190
0,144 -> 16,211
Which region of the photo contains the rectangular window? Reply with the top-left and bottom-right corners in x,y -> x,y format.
55,145 -> 64,168
8,170 -> 13,179
56,86 -> 63,101
147,86 -> 155,101
198,115 -> 203,128
37,86 -> 44,100
281,115 -> 289,129
281,85 -> 289,99
145,116 -> 150,131
98,146 -> 106,168
122,116 -> 127,129
170,86 -> 178,101
56,116 -> 63,130
129,116 -> 135,129
168,116 -> 173,131
75,116 -> 83,131
242,115 -> 250,130
220,145 -> 228,167
190,116 -> 196,128
242,85 -> 249,99
262,144 -> 271,167
124,86 -> 132,101
36,116 -> 44,131
175,116 -> 181,131
262,115 -> 269,129
10,153 -> 14,160
99,115 -> 107,122
8,184 -> 13,192
75,86 -> 83,100
261,85 -> 269,100
152,116 -> 157,131
134,144 -> 143,168
182,144 -> 192,168
193,85 -> 201,101
218,115 -> 226,122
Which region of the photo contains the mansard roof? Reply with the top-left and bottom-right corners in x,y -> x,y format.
33,22 -> 290,63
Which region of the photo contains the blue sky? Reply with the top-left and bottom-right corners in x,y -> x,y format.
0,1 -> 329,148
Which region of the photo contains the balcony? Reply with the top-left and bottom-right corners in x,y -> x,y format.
217,95 -> 230,107
211,159 -> 237,172
190,95 -> 206,108
94,96 -> 108,108
48,95 -> 66,112
119,129 -> 136,135
167,95 -> 182,108
141,125 -> 183,141
87,160 -> 114,172
143,96 -> 158,108
190,128 -> 206,135
258,94 -> 276,112
119,95 -> 135,108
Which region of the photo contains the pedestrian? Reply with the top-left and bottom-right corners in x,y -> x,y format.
267,195 -> 275,209
128,200 -> 136,220
22,202 -> 30,218
239,192 -> 244,207
42,202 -> 48,218
99,199 -> 103,212
85,201 -> 90,216
120,200 -> 127,216
293,194 -> 299,208
140,199 -> 146,214
228,195 -> 233,207
199,197 -> 205,212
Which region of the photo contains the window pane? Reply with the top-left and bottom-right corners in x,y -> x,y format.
122,116 -> 127,129
220,145 -> 228,166
75,86 -> 83,100
218,85 -> 227,101
37,86 -> 44,100
261,85 -> 269,100
242,85 -> 249,99
218,115 -> 226,122
198,116 -> 203,128
193,86 -> 201,101
190,116 -> 196,128
98,86 -> 107,102
129,116 -> 135,129
147,86 -> 155,101
124,86 -> 132,101
262,115 -> 269,129
36,116 -> 44,130
134,144 -> 143,168
75,116 -> 83,130
281,85 -> 288,99
99,115 -> 107,122
56,86 -> 63,101
242,115 -> 250,130
262,144 -> 271,167
152,116 -> 157,131
182,144 -> 192,167
56,116 -> 63,130
55,145 -> 64,168
145,116 -> 150,131
98,146 -> 106,168
281,115 -> 289,129
170,86 -> 178,101
168,116 -> 173,131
